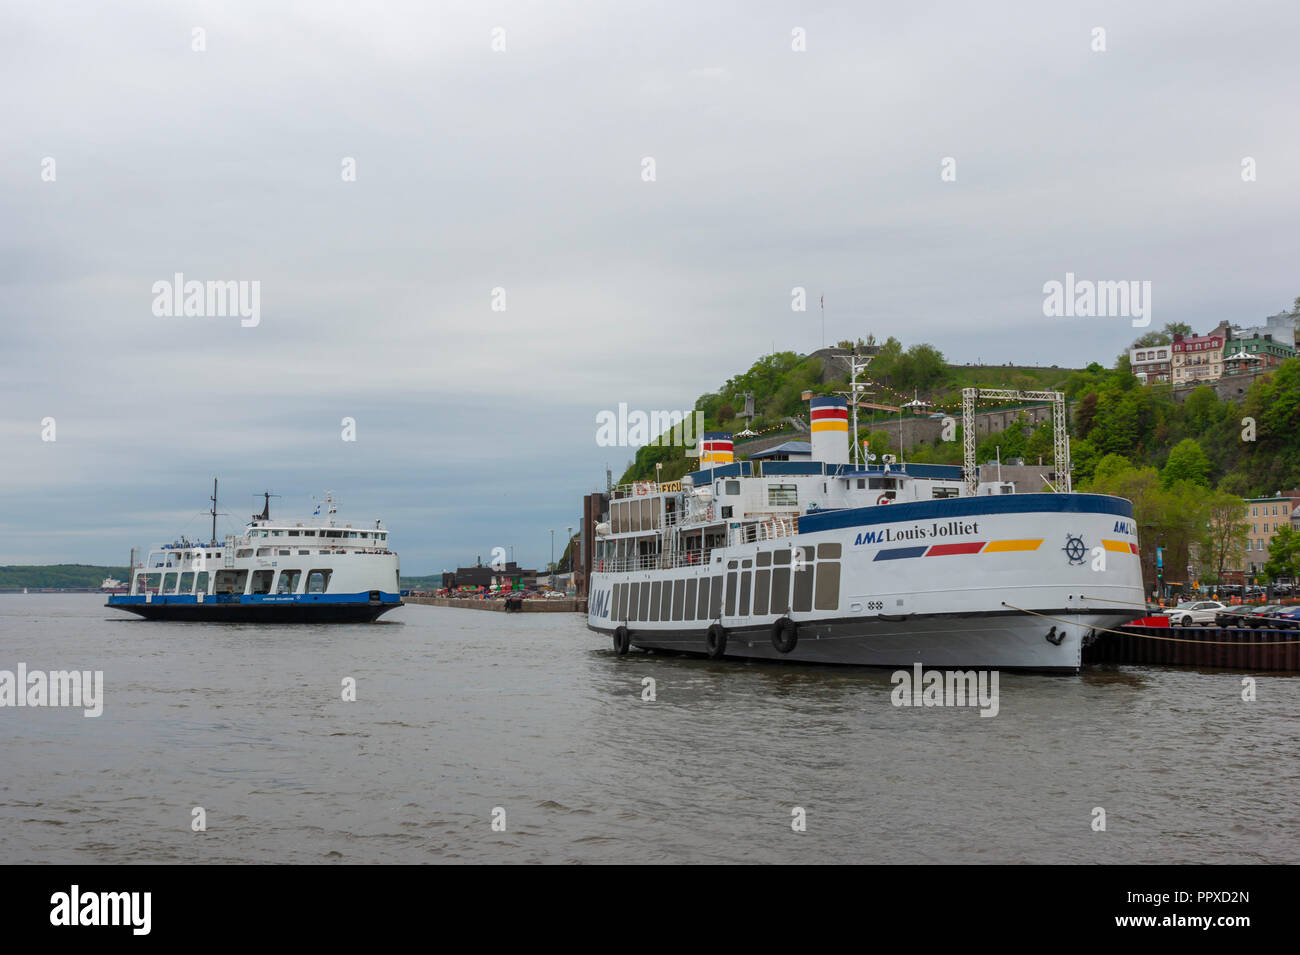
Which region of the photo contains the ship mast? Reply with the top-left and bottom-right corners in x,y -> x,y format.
834,350 -> 874,467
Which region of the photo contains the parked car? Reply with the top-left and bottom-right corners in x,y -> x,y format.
1216,604 -> 1279,628
1159,600 -> 1228,627
1266,606 -> 1300,630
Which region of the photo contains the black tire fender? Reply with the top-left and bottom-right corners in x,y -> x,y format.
612,626 -> 630,655
705,625 -> 727,659
772,616 -> 798,654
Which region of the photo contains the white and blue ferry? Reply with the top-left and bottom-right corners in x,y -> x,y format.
586,385 -> 1146,672
107,487 -> 402,623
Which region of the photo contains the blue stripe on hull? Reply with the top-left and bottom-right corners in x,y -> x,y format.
798,492 -> 1133,534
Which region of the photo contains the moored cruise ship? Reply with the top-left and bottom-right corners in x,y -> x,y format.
107,487 -> 402,623
586,387 -> 1146,672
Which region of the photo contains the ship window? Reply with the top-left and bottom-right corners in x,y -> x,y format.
304,531 -> 316,537
724,570 -> 738,616
627,582 -> 639,620
276,570 -> 301,594
1000,486 -> 1013,494
613,583 -> 624,620
770,550 -> 791,614
868,478 -> 895,490
725,481 -> 740,496
768,484 -> 797,506
257,547 -> 271,557
250,570 -> 274,594
932,487 -> 960,499
661,580 -> 674,620
306,570 -> 332,593
638,581 -> 651,621
738,571 -> 751,616
299,549 -> 310,556
817,543 -> 841,559
161,573 -> 176,592
195,572 -> 209,594
857,479 -> 866,489
647,581 -> 660,621
721,506 -> 734,519
179,573 -> 194,592
278,549 -> 290,556
349,532 -> 358,538
814,560 -> 840,610
793,561 -> 814,613
288,531 -> 299,537
696,577 -> 710,619
326,530 -> 343,539
708,575 -> 724,619
273,530 -> 283,536
754,565 -> 770,615
640,499 -> 652,531
684,578 -> 697,621
320,549 -> 330,555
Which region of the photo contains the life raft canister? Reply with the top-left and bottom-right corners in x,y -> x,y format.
772,617 -> 798,653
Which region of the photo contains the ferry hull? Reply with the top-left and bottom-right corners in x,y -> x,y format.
590,610 -> 1129,672
107,593 -> 402,623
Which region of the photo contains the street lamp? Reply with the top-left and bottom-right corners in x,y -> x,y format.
567,525 -> 573,592
550,528 -> 555,589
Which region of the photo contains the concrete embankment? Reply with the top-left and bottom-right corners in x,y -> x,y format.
404,596 -> 586,613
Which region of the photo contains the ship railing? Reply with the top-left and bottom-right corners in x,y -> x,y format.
600,548 -> 716,574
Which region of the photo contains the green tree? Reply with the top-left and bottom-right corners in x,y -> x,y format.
1162,438 -> 1210,488
1198,491 -> 1249,584
1263,525 -> 1300,583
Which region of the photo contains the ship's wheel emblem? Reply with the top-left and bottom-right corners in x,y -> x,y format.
1063,534 -> 1087,566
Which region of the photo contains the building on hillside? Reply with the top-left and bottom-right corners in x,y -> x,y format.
1130,344 -> 1172,383
1226,331 -> 1295,369
1171,328 -> 1227,385
1243,493 -> 1300,577
1234,311 -> 1297,350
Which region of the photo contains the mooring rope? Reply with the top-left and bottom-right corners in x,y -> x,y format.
1000,602 -> 1300,646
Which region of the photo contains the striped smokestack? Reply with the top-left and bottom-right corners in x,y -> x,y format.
809,395 -> 849,464
700,432 -> 734,466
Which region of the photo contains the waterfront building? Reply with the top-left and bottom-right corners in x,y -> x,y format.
1130,344 -> 1172,383
1171,328 -> 1227,385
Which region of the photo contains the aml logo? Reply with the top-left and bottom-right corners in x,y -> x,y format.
1113,520 -> 1134,535
590,589 -> 610,618
853,530 -> 883,545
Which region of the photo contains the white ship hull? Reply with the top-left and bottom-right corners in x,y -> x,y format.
587,492 -> 1145,672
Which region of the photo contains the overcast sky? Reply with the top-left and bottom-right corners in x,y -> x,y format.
2,1 -> 1298,573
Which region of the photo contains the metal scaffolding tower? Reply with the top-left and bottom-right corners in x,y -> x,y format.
961,388 -> 1071,495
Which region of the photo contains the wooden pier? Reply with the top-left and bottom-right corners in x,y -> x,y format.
1084,625 -> 1300,672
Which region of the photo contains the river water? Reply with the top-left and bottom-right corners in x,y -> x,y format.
0,594 -> 1294,864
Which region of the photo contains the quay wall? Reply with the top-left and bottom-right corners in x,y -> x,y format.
405,596 -> 586,613
1084,625 -> 1300,671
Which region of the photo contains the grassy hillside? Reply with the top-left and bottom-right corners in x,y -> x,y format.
0,565 -> 129,589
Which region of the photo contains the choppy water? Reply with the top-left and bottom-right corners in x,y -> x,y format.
0,594 -> 1295,864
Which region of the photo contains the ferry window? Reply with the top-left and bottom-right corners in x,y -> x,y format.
195,572 -> 209,594
257,547 -> 271,557
793,561 -> 814,613
276,570 -> 301,594
179,572 -> 194,592
684,579 -> 698,621
288,531 -> 299,537
817,543 -> 841,559
753,563 -> 771,615
857,479 -> 866,490
273,531 -> 283,537
1000,486 -> 1013,494
277,549 -> 289,556
307,570 -> 332,593
349,532 -> 358,538
708,575 -> 724,620
738,571 -> 751,616
380,533 -> 386,540
814,560 -> 840,611
326,530 -> 342,539
721,506 -> 734,519
304,531 -> 316,537
298,550 -> 310,556
250,570 -> 274,594
661,581 -> 673,620
626,582 -> 639,620
768,484 -> 797,506
640,499 -> 652,531
725,481 -> 740,496
932,487 -> 960,499
638,582 -> 652,621
724,570 -> 738,616
696,578 -> 710,619
770,551 -> 791,614
868,478 -> 895,490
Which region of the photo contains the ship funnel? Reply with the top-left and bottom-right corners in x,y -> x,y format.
700,432 -> 734,466
809,396 -> 849,464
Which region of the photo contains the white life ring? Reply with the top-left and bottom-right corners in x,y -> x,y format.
877,494 -> 891,506
635,484 -> 648,496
